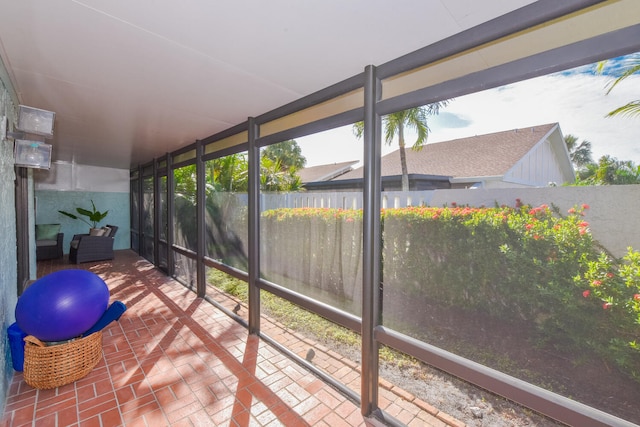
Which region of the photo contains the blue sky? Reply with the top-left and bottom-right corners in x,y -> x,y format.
298,53 -> 640,168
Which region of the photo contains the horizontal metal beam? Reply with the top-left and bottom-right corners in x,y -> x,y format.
203,295 -> 248,329
200,121 -> 248,146
203,256 -> 249,283
375,325 -> 637,427
171,244 -> 196,259
378,23 -> 640,116
258,278 -> 362,333
259,331 -> 361,405
256,108 -> 363,148
376,0 -> 607,80
255,73 -> 364,126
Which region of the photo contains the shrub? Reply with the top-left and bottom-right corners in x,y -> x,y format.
260,202 -> 640,375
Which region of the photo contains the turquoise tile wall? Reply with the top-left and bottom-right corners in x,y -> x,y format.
35,191 -> 130,253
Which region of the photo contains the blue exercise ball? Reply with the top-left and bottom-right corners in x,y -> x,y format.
16,270 -> 109,342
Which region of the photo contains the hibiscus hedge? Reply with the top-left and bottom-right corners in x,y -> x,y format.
260,201 -> 640,374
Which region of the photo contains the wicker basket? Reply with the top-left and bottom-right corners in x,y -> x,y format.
23,331 -> 103,389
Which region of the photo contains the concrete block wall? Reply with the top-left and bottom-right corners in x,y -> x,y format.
0,74 -> 18,416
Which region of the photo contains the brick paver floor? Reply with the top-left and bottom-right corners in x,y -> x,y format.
1,250 -> 462,426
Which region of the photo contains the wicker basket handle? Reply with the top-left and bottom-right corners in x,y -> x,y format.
24,335 -> 46,347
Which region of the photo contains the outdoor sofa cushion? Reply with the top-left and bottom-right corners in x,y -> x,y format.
35,226 -> 64,261
36,224 -> 61,241
69,224 -> 118,263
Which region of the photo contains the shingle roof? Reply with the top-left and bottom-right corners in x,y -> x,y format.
334,123 -> 558,181
298,160 -> 359,183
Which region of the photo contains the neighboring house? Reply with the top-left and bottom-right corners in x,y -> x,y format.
298,160 -> 359,184
303,123 -> 575,191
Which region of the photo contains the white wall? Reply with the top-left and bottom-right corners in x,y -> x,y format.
429,185 -> 640,258
34,162 -> 129,192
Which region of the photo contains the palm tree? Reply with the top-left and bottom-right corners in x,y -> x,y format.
260,156 -> 304,192
597,56 -> 640,118
354,102 -> 448,191
564,134 -> 593,170
577,155 -> 640,185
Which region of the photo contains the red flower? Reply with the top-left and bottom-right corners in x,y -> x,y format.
592,280 -> 602,287
583,290 -> 590,298
579,221 -> 589,228
525,223 -> 534,230
606,272 -> 614,278
603,302 -> 612,310
582,204 -> 590,210
634,294 -> 640,301
568,208 -> 576,214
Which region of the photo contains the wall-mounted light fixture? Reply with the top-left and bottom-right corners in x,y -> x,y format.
16,105 -> 55,138
3,105 -> 56,169
14,139 -> 52,169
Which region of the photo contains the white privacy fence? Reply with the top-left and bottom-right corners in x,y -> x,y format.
261,191 -> 437,210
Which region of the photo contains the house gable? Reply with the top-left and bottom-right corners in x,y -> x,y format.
305,123 -> 574,190
504,124 -> 575,187
298,161 -> 359,183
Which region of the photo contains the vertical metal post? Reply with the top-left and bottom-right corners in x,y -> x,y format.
361,64 -> 381,416
196,140 -> 206,297
137,165 -> 144,256
166,154 -> 175,278
153,158 -> 160,268
15,166 -> 30,295
247,117 -> 261,334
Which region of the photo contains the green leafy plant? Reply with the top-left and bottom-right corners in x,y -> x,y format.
58,200 -> 109,229
576,247 -> 640,353
259,201 -> 640,378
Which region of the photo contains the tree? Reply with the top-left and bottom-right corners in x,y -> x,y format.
208,153 -> 248,192
174,164 -> 197,202
597,56 -> 640,118
259,140 -> 305,192
262,139 -> 306,172
576,155 -> 640,185
260,156 -> 304,192
353,102 -> 449,191
564,134 -> 593,170
202,141 -> 306,193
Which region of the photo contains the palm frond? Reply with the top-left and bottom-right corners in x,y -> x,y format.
606,101 -> 640,118
352,121 -> 364,139
605,62 -> 640,94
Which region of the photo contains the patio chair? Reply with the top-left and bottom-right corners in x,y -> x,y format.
69,225 -> 118,264
35,224 -> 63,261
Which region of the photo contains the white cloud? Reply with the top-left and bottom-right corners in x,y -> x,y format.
429,72 -> 640,163
297,67 -> 640,167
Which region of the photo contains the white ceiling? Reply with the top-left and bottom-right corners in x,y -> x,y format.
0,0 -> 536,169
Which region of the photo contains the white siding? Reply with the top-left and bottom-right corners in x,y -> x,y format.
505,139 -> 566,187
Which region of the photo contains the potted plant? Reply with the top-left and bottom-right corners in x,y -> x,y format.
58,200 -> 109,232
